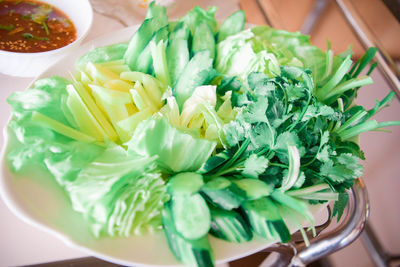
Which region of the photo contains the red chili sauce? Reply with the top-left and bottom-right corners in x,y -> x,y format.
0,0 -> 77,53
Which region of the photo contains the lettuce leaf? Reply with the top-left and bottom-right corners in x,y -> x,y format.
65,144 -> 168,237
7,76 -> 74,127
215,29 -> 280,81
126,117 -> 216,173
251,26 -> 347,88
6,77 -> 103,172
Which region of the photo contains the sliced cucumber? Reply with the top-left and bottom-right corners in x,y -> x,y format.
124,16 -> 168,71
201,177 -> 246,210
167,22 -> 190,86
172,194 -> 211,240
242,197 -> 291,243
173,50 -> 214,110
163,203 -> 214,267
271,190 -> 314,224
233,179 -> 273,200
217,10 -> 246,43
145,1 -> 168,22
192,22 -> 215,59
209,207 -> 252,243
167,172 -> 204,196
136,26 -> 169,74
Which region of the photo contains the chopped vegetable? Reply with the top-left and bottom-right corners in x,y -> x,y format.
22,32 -> 49,41
126,117 -> 216,173
217,10 -> 245,43
6,3 -> 400,267
76,43 -> 129,70
209,206 -> 252,243
0,23 -> 14,31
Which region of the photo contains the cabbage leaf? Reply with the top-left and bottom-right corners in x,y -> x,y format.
126,117 -> 216,173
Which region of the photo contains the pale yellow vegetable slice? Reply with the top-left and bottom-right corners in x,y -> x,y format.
86,62 -> 120,84
130,82 -> 158,112
31,111 -> 96,143
116,107 -> 153,142
104,79 -> 133,92
120,71 -> 163,108
129,89 -> 147,111
71,81 -> 118,142
150,40 -> 170,86
66,84 -> 107,141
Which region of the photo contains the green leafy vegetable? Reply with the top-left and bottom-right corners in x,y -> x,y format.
166,22 -> 190,86
192,22 -> 216,59
180,6 -> 218,35
6,4 -> 400,267
126,117 -> 216,173
65,145 -> 167,236
173,50 -> 214,109
76,43 -> 128,70
217,10 -> 245,43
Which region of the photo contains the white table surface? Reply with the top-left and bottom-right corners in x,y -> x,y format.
0,2 -> 239,266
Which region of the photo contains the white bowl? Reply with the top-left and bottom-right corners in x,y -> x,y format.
0,0 -> 93,78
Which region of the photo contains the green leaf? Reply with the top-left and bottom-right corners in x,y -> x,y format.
301,104 -> 336,122
249,123 -> 275,150
332,191 -> 349,222
242,154 -> 269,178
223,120 -> 249,147
126,117 -> 216,173
7,76 -> 73,126
274,131 -> 301,153
320,153 -> 363,183
65,145 -> 167,237
241,96 -> 269,124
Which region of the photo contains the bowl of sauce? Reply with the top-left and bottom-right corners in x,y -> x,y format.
0,0 -> 92,77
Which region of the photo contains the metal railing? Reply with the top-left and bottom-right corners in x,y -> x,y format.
259,179 -> 369,267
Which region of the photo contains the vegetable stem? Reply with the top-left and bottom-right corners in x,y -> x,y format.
339,120 -> 400,140
42,21 -> 50,35
324,76 -> 373,102
316,55 -> 353,100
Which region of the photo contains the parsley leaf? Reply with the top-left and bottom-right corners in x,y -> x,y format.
320,153 -> 363,183
242,154 -> 269,178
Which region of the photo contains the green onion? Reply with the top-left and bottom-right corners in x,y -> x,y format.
0,24 -> 14,31
22,33 -> 49,41
42,21 -> 50,35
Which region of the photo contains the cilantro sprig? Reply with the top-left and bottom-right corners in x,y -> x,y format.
202,62 -> 399,220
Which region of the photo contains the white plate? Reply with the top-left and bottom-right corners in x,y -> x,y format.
0,25 -> 328,267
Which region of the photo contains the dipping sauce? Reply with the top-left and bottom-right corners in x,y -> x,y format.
0,0 -> 77,53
